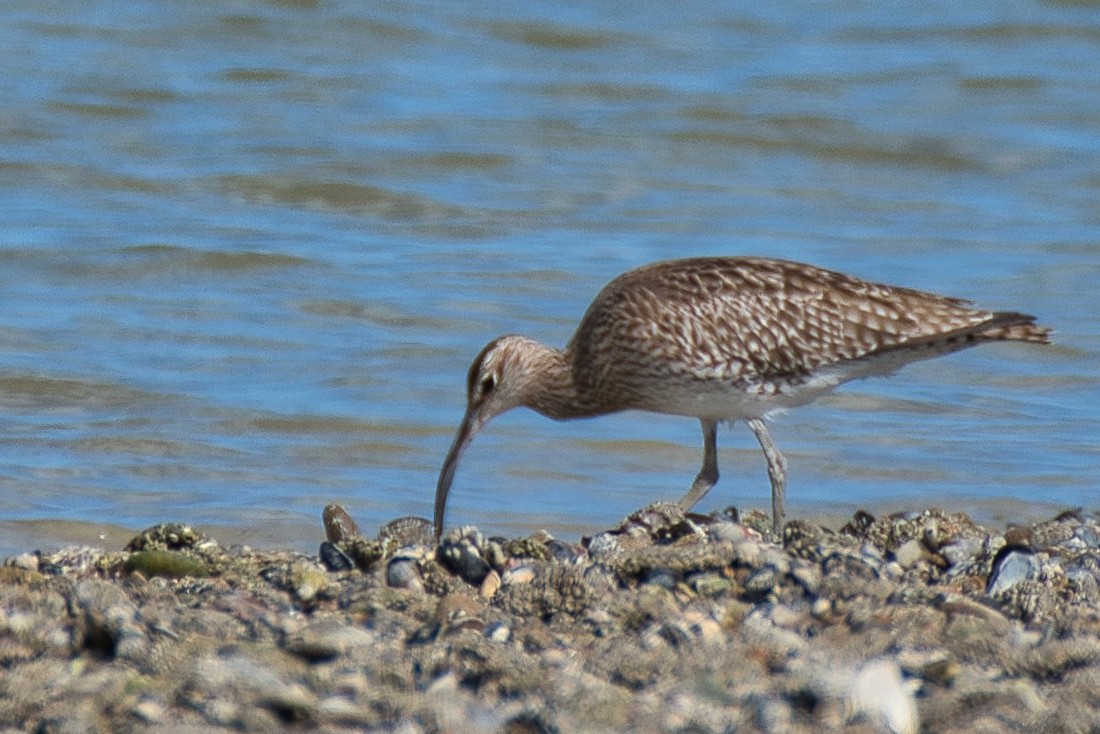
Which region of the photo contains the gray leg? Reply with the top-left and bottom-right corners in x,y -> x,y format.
747,417 -> 787,535
678,419 -> 719,510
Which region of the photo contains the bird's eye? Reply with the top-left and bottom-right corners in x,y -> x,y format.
479,373 -> 497,396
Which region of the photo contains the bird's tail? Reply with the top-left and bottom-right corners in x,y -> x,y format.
980,312 -> 1052,344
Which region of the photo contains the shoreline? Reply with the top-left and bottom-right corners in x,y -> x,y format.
0,493 -> 1070,559
2,502 -> 1098,733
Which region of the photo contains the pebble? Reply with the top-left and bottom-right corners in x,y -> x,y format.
756,698 -> 792,734
386,553 -> 426,592
125,522 -> 209,552
940,535 -> 986,569
192,652 -> 318,727
484,620 -> 512,643
71,579 -> 148,664
502,564 -> 537,586
585,532 -> 621,561
893,539 -> 925,569
439,527 -> 492,586
124,549 -> 211,578
3,506 -> 1100,733
744,566 -> 781,599
1064,556 -> 1100,595
846,659 -> 919,734
688,571 -> 733,597
789,563 -> 821,595
1073,524 -> 1100,548
4,553 -> 39,572
641,567 -> 679,590
768,604 -> 803,631
986,547 -> 1040,596
546,539 -> 580,562
742,609 -> 805,657
707,519 -> 754,544
284,620 -> 374,662
810,597 -> 832,618
680,609 -> 723,644
132,698 -> 166,724
479,569 -> 501,599
287,560 -> 329,604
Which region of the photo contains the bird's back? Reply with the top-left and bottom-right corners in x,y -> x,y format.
565,257 -> 1049,415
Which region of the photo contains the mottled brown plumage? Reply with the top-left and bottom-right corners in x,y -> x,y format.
434,257 -> 1051,540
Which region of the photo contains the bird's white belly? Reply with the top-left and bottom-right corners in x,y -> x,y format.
629,355 -> 909,421
630,377 -> 825,421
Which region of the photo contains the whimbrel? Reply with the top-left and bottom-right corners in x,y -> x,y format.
434,256 -> 1051,539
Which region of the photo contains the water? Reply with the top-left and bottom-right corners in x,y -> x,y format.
1,1 -> 1097,556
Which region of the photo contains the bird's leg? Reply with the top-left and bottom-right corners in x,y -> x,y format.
747,417 -> 787,535
678,419 -> 719,511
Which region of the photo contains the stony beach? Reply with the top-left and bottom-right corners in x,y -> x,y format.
2,502 -> 1099,734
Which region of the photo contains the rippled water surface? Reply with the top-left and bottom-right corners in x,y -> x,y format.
2,2 -> 1097,555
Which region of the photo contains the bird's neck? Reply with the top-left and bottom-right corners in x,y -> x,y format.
520,343 -> 601,420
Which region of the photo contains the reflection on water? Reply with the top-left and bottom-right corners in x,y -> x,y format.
0,1 -> 1097,556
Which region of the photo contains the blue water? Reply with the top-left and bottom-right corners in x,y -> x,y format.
1,1 -> 1097,554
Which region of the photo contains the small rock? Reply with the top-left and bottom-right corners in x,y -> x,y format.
124,550 -> 211,579
479,569 -> 501,599
439,527 -> 491,586
1011,678 -> 1048,714
769,604 -> 803,630
427,671 -> 459,694
0,566 -> 45,585
192,652 -> 318,726
285,620 -> 374,662
316,697 -> 374,726
287,561 -> 329,604
640,568 -> 679,590
921,657 -> 959,687
386,553 -> 425,592
503,711 -> 556,734
126,523 -> 209,552
4,552 -> 39,572
1073,525 -> 1100,549
616,502 -> 700,541
502,564 -> 537,586
893,539 -> 925,570
939,595 -> 1012,632
790,563 -> 822,595
687,571 -> 733,597
940,536 -> 985,568
744,566 -> 780,599
331,536 -> 386,571
756,698 -> 792,734
585,532 -> 621,561
708,519 -> 752,544
846,659 -> 919,734
680,609 -> 723,644
742,609 -> 805,658
485,620 -> 511,643
545,539 -> 582,562
132,698 -> 166,724
71,580 -> 147,663
987,547 -> 1040,596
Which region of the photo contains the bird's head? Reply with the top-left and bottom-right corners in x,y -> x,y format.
433,335 -> 548,539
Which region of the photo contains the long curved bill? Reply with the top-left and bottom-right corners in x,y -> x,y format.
434,406 -> 484,542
